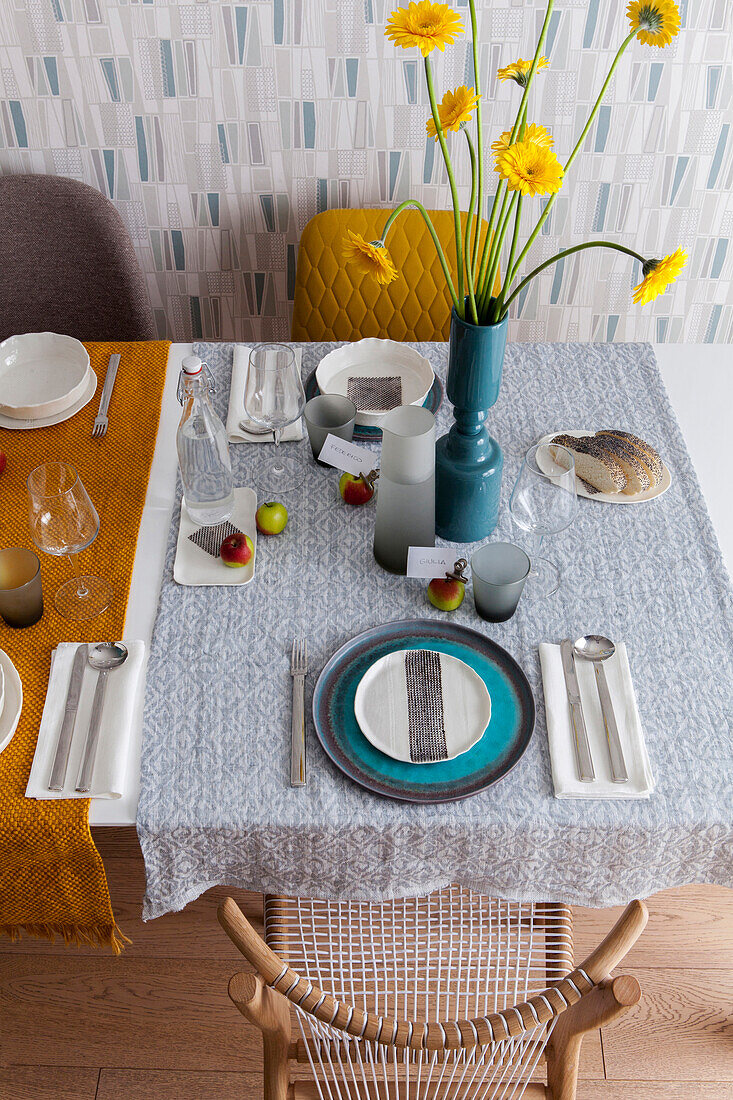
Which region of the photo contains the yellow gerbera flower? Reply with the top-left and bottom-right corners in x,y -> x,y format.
426,85 -> 480,140
385,1 -> 464,57
491,123 -> 554,160
627,0 -> 680,47
632,248 -> 687,305
342,230 -> 398,286
496,56 -> 549,87
496,140 -> 564,197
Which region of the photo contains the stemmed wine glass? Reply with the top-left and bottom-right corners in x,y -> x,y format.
509,442 -> 578,597
244,344 -> 306,492
27,462 -> 112,620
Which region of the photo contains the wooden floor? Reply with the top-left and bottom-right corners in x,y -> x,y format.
0,829 -> 731,1099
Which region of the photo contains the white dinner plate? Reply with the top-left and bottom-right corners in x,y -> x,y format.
0,649 -> 23,756
316,340 -> 434,427
0,332 -> 90,419
174,487 -> 258,586
0,366 -> 97,430
354,648 -> 491,764
538,429 -> 672,504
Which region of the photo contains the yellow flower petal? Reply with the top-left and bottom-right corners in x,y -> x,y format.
491,122 -> 554,160
496,56 -> 549,87
627,0 -> 680,47
386,1 -> 464,57
495,140 -> 564,197
426,85 -> 480,140
632,248 -> 687,305
342,230 -> 398,286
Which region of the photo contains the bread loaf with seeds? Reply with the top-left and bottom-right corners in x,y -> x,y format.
596,430 -> 664,486
549,434 -> 627,494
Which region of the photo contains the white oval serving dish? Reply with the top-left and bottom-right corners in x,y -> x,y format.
316,339 -> 434,427
538,429 -> 671,504
0,332 -> 91,419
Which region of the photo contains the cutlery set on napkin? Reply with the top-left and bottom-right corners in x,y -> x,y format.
26,641 -> 145,800
539,639 -> 654,799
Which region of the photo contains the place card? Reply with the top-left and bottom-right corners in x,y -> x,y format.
317,433 -> 376,476
406,547 -> 457,579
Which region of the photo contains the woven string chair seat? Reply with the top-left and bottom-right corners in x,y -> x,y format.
263,887 -> 572,1099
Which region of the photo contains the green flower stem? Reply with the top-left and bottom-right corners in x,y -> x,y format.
507,0 -> 553,147
475,180 -> 506,304
468,0 -> 483,282
499,240 -> 645,316
463,131 -> 479,323
503,29 -> 639,292
479,189 -> 516,317
491,195 -> 523,322
424,57 -> 467,317
380,200 -> 460,310
475,0 -> 551,304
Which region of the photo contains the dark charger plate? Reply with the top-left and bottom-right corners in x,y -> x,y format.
312,619 -> 535,804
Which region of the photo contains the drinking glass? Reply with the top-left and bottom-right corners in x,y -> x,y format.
27,462 -> 112,620
244,344 -> 306,492
304,394 -> 356,466
471,542 -> 530,623
508,443 -> 577,597
0,548 -> 43,627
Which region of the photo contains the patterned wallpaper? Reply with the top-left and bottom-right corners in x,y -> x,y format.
0,0 -> 731,343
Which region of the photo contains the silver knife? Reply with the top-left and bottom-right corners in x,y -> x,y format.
560,639 -> 595,782
48,644 -> 87,791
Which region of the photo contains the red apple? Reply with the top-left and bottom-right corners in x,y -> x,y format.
427,576 -> 466,611
0,451 -> 6,476
255,500 -> 288,535
220,532 -> 253,567
339,471 -> 375,506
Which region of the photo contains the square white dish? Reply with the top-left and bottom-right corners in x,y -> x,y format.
315,339 -> 434,427
0,332 -> 91,419
174,487 -> 258,586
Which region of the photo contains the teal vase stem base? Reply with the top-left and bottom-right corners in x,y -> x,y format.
435,303 -> 508,543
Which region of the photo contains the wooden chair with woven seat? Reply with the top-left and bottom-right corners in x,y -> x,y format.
219,887 -> 647,1100
291,209 -> 500,343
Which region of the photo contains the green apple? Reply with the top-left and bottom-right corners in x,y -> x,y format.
256,500 -> 288,535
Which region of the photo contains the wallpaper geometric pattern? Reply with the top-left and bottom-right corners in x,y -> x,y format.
1,0 -> 731,343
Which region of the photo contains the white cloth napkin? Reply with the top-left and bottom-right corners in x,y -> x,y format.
174,487 -> 258,587
26,640 -> 145,799
539,642 -> 654,799
226,345 -> 304,442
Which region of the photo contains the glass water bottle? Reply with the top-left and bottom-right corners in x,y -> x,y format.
176,355 -> 234,525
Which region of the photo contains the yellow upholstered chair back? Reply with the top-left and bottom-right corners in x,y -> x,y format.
291,208 -> 496,343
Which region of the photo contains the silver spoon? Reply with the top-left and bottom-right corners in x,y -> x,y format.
75,642 -> 129,793
573,635 -> 628,783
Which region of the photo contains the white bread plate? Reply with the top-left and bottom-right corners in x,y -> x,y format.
316,339 -> 434,427
0,332 -> 91,420
538,429 -> 671,504
0,649 -> 23,756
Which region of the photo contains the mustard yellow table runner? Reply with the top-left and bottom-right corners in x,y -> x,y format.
0,340 -> 169,950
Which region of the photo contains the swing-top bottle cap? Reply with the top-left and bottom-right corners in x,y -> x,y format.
181,355 -> 203,375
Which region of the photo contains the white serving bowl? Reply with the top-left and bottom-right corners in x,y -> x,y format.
315,339 -> 434,427
0,332 -> 91,420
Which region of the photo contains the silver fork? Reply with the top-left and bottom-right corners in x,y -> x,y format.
290,638 -> 308,787
92,353 -> 121,437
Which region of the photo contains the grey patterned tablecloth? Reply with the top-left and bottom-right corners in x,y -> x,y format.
138,341 -> 733,919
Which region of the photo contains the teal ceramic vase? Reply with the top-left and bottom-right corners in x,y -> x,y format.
435,302 -> 507,542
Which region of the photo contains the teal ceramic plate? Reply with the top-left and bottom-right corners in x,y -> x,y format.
312,619 -> 534,803
303,369 -> 444,442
